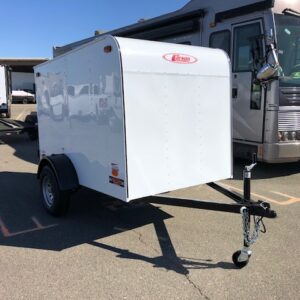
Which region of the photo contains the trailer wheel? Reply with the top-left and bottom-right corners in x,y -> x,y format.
232,250 -> 250,268
40,165 -> 70,216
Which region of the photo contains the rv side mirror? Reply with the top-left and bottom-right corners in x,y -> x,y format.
266,28 -> 275,44
257,63 -> 278,81
257,43 -> 280,81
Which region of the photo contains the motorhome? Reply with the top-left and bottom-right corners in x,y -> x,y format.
54,0 -> 300,163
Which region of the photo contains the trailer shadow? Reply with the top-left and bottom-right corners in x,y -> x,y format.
0,133 -> 38,165
0,171 -> 236,274
232,158 -> 300,180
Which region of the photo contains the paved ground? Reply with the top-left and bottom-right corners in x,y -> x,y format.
10,104 -> 36,121
0,104 -> 299,299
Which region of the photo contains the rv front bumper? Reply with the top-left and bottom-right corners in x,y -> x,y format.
263,142 -> 300,163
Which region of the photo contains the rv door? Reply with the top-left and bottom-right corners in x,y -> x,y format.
232,20 -> 265,143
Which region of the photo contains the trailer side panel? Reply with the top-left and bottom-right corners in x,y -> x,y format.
35,36 -> 128,201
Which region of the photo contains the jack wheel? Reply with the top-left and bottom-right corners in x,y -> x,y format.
232,250 -> 250,268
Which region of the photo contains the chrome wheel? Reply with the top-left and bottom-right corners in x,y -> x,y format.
42,176 -> 54,207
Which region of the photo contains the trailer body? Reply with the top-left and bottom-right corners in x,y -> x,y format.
35,36 -> 231,201
0,65 -> 11,118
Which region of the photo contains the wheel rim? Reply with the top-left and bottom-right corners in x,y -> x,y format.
42,176 -> 54,207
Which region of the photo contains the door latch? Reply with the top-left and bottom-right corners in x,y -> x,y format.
232,88 -> 238,99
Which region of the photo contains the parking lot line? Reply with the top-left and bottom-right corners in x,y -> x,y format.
15,110 -> 26,121
0,217 -> 11,237
271,191 -> 297,199
220,182 -> 300,206
31,217 -> 44,229
0,216 -> 57,238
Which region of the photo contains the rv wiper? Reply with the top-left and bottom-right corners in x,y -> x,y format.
283,8 -> 300,18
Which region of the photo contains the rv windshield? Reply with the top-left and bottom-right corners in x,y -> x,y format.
275,13 -> 300,87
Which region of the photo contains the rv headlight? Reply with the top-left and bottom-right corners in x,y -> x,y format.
279,131 -> 300,142
283,131 -> 289,141
290,132 -> 297,141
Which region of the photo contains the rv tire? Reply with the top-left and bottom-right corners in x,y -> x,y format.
40,165 -> 70,216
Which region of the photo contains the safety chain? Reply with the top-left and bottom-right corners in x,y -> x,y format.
241,206 -> 266,246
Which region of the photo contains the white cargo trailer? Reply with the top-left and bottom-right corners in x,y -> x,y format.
35,36 -> 276,268
35,35 -> 232,202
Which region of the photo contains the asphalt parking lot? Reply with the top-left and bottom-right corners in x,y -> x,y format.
0,104 -> 299,299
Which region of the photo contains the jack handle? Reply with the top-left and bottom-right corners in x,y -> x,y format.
243,153 -> 257,203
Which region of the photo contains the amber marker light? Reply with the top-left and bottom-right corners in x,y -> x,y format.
104,45 -> 112,53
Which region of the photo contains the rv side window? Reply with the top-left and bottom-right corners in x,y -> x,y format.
233,23 -> 263,72
250,82 -> 262,110
209,31 -> 231,56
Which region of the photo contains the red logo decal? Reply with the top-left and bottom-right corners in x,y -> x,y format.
163,53 -> 198,64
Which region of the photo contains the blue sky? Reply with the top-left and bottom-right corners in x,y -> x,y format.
0,0 -> 188,58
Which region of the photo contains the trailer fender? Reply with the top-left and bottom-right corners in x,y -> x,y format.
37,154 -> 79,191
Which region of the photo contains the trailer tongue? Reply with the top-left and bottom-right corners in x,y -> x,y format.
146,155 -> 276,268
35,35 -> 277,268
0,115 -> 38,140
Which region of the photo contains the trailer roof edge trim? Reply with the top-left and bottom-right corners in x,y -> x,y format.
35,35 -> 117,70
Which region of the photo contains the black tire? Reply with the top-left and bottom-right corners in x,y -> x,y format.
232,251 -> 250,269
25,114 -> 38,141
40,165 -> 70,216
25,113 -> 38,124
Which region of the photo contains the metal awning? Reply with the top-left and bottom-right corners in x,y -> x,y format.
0,58 -> 48,72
